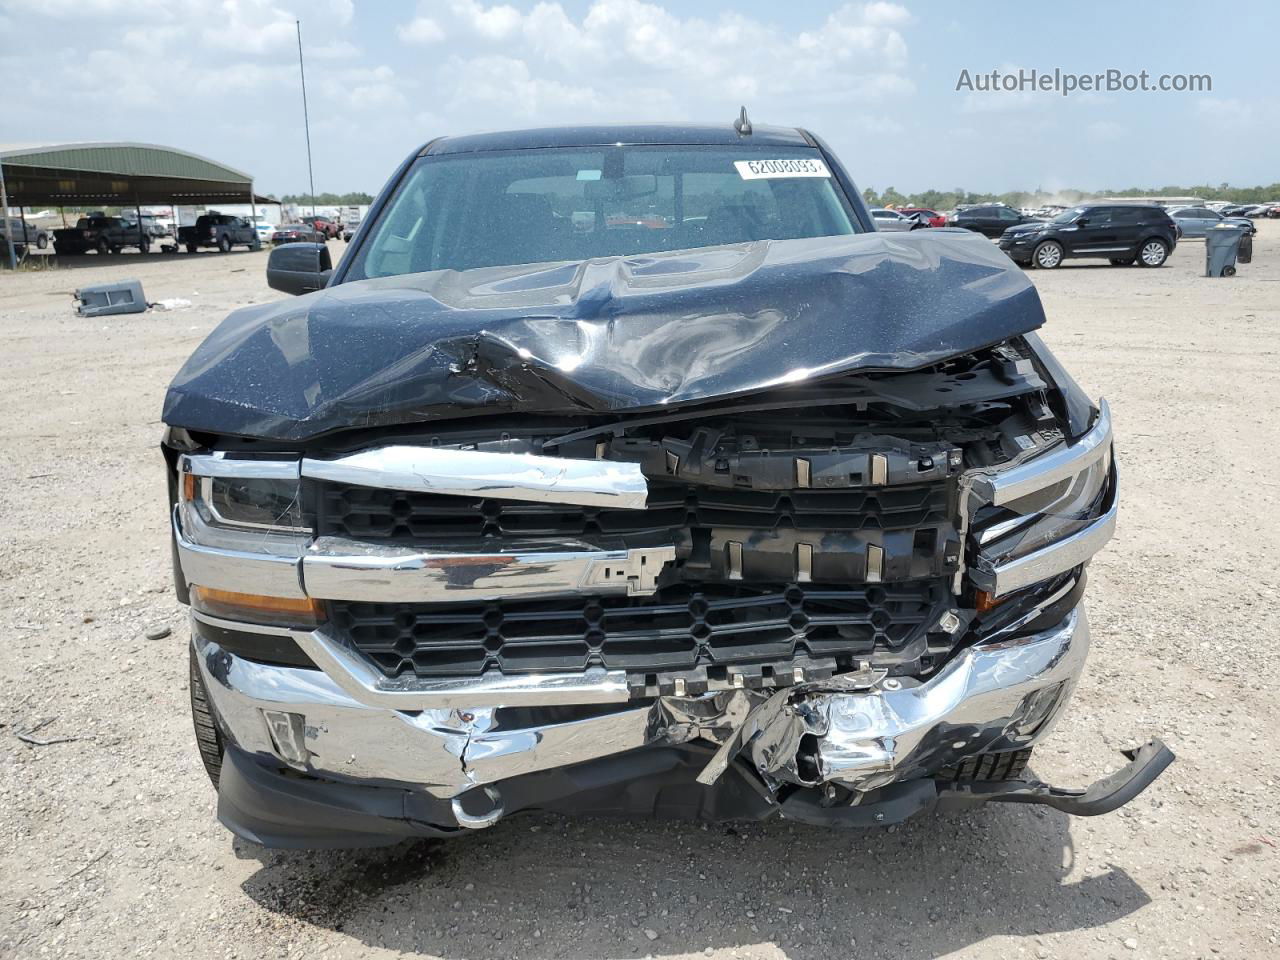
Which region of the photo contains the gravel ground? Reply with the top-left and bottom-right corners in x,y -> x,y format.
1,230 -> 1277,960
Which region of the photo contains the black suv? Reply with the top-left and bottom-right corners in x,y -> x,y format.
999,204 -> 1178,269
949,204 -> 1041,238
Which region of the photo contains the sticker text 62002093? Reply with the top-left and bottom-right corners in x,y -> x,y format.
733,158 -> 831,180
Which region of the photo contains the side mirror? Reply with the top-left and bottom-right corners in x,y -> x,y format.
267,242 -> 332,295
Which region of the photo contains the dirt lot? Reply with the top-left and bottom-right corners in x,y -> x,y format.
1,230 -> 1278,960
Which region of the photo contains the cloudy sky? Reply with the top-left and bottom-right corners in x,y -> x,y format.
1,0 -> 1276,197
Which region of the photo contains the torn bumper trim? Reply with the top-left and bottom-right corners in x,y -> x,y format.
699,608 -> 1088,792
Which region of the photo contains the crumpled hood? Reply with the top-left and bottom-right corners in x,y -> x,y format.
163,230 -> 1045,442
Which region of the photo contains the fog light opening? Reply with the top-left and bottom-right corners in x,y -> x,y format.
262,709 -> 310,768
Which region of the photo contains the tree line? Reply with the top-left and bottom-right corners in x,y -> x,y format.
277,192 -> 375,205
863,183 -> 1280,209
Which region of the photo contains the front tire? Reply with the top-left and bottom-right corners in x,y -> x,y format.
189,646 -> 224,789
217,234 -> 232,253
96,237 -> 110,255
1033,240 -> 1064,269
1137,238 -> 1169,267
37,234 -> 48,249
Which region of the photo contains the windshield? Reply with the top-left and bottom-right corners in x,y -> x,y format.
347,145 -> 860,280
1052,206 -> 1087,224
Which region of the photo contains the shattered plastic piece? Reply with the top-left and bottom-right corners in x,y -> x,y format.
163,231 -> 1046,441
74,279 -> 147,317
152,298 -> 193,311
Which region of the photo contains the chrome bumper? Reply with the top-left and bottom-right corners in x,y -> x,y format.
194,607 -> 1088,809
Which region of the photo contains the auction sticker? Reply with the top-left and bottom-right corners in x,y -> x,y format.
733,158 -> 831,180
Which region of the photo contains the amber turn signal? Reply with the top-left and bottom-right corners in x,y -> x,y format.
974,589 -> 1007,613
191,586 -> 325,627
182,470 -> 197,501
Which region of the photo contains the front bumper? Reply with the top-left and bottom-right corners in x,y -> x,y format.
998,233 -> 1040,258
194,604 -> 1165,846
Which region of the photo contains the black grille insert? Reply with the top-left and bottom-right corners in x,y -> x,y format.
330,580 -> 948,679
316,481 -> 951,542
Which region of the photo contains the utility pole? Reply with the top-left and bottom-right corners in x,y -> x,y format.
296,19 -> 317,219
0,159 -> 16,269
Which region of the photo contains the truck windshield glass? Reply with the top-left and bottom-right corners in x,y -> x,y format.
347,146 -> 860,280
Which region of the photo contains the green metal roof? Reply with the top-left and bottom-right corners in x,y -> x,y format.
0,141 -> 263,206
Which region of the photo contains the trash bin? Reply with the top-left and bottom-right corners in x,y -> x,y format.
1238,230 -> 1253,265
1205,223 -> 1246,277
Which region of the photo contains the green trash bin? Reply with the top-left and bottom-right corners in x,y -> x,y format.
1205,223 -> 1245,277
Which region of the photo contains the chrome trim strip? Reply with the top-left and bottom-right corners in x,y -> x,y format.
302,537 -> 674,602
301,446 -> 649,509
970,399 -> 1112,507
974,481 -> 1118,596
179,454 -> 301,482
191,609 -> 301,636
293,628 -> 633,709
173,508 -> 306,598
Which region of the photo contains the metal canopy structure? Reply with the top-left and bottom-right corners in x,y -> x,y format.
0,141 -> 270,206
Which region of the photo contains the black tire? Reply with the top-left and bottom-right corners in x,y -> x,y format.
1109,257 -> 1135,266
96,237 -> 110,255
186,243 -> 198,254
1033,240 -> 1064,269
37,233 -> 48,249
1223,265 -> 1236,277
217,233 -> 232,253
140,238 -> 150,254
1137,238 -> 1169,267
937,747 -> 1033,782
189,646 -> 224,788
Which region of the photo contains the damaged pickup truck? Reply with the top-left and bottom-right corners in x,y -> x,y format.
163,121 -> 1172,848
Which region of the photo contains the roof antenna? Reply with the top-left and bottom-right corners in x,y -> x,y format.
734,106 -> 752,136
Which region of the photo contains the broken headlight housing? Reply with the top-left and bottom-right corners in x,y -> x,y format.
966,400 -> 1116,598
176,454 -> 309,551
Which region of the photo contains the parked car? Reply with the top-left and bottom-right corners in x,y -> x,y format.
0,217 -> 50,254
53,215 -> 149,255
898,207 -> 946,228
948,204 -> 1042,238
252,222 -> 277,244
135,214 -> 171,239
869,208 -> 922,231
1166,206 -> 1256,239
165,120 -> 1170,849
299,215 -> 340,239
341,215 -> 363,242
998,203 -> 1179,269
270,223 -> 325,244
178,214 -> 259,253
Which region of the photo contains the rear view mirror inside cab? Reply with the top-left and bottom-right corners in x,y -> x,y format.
583,175 -> 658,202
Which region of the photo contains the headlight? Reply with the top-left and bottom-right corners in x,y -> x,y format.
177,455 -> 309,552
175,454 -> 319,624
965,401 -> 1116,597
972,450 -> 1110,566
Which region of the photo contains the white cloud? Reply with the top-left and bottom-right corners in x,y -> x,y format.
1196,97 -> 1253,126
399,16 -> 445,44
398,0 -> 915,132
1087,120 -> 1124,142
